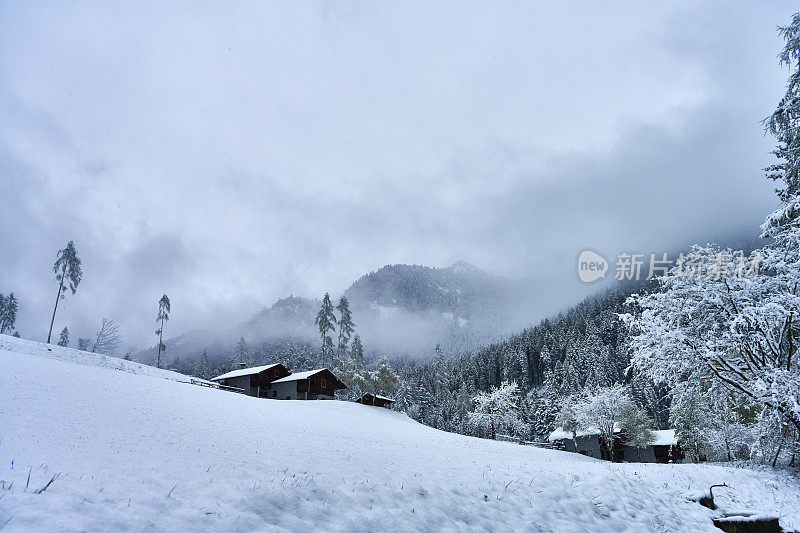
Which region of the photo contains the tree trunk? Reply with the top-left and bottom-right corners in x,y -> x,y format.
157,316 -> 165,368
771,440 -> 783,468
47,266 -> 66,344
490,418 -> 496,440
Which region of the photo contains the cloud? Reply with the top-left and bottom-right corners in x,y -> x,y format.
0,1 -> 795,349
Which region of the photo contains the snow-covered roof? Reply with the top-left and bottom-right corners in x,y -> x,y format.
548,428 -> 573,442
651,429 -> 677,446
271,368 -> 329,383
548,427 -> 679,446
373,395 -> 394,402
361,393 -> 395,402
211,364 -> 281,382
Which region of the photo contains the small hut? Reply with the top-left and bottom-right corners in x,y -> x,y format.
356,393 -> 395,408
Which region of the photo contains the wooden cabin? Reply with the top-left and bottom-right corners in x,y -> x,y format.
210,364 -> 290,398
548,427 -> 685,463
269,368 -> 347,400
356,393 -> 395,408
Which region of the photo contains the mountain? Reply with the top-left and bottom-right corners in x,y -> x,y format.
342,261 -> 528,357
138,261 -> 533,366
4,333 -> 797,531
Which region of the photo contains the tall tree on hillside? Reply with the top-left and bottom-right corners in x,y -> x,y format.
155,294 -> 171,368
336,296 -> 355,359
57,326 -> 69,347
47,241 -> 82,343
0,292 -> 18,334
315,293 -> 337,365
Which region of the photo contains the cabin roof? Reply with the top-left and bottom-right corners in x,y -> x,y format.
272,368 -> 347,389
548,426 -> 679,446
652,429 -> 677,446
210,364 -> 282,381
361,393 -> 395,402
548,424 -> 621,442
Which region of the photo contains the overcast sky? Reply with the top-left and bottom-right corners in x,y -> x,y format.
0,1 -> 795,350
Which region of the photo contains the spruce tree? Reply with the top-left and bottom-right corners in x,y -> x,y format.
0,292 -> 18,334
195,349 -> 211,378
315,293 -> 337,366
57,327 -> 69,347
233,336 -> 253,368
350,334 -> 365,368
47,241 -> 82,343
155,294 -> 170,368
336,296 -> 355,359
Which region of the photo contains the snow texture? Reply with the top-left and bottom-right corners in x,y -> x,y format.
1,334 -> 799,532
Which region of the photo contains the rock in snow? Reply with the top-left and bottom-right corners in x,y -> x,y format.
1,334 -> 799,532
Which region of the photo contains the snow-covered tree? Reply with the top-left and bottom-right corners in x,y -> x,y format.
48,241 -> 82,344
372,356 -> 400,396
315,293 -> 337,365
195,349 -> 212,378
350,334 -> 364,367
336,296 -> 354,359
155,294 -> 170,368
624,14 -> 800,456
619,400 -> 655,461
467,380 -> 527,440
232,336 -> 253,368
0,292 -> 18,334
575,385 -> 635,462
90,317 -> 121,355
57,326 -> 69,347
667,383 -> 714,463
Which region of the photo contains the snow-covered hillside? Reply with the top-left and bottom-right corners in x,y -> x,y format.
1,335 -> 798,532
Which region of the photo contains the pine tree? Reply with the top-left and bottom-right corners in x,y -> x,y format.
232,336 -> 253,368
350,334 -> 365,367
373,356 -> 400,396
57,326 -> 69,347
195,349 -> 211,378
155,294 -> 170,368
47,241 -> 82,343
0,292 -> 18,334
315,293 -> 337,366
433,344 -> 448,393
336,296 -> 355,359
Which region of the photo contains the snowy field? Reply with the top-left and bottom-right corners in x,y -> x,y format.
1,334 -> 799,532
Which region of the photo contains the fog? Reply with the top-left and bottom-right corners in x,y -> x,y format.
0,2 -> 793,353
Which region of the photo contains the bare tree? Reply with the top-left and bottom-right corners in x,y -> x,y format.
90,318 -> 121,355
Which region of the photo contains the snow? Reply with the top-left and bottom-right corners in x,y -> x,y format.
210,364 -> 281,381
548,428 -> 573,442
548,425 -> 620,442
271,368 -> 328,383
2,334 -> 800,532
652,430 -> 678,446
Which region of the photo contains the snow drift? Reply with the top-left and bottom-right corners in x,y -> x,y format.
1,334 -> 798,532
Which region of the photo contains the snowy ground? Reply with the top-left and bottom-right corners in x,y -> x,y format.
1,334 -> 799,532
